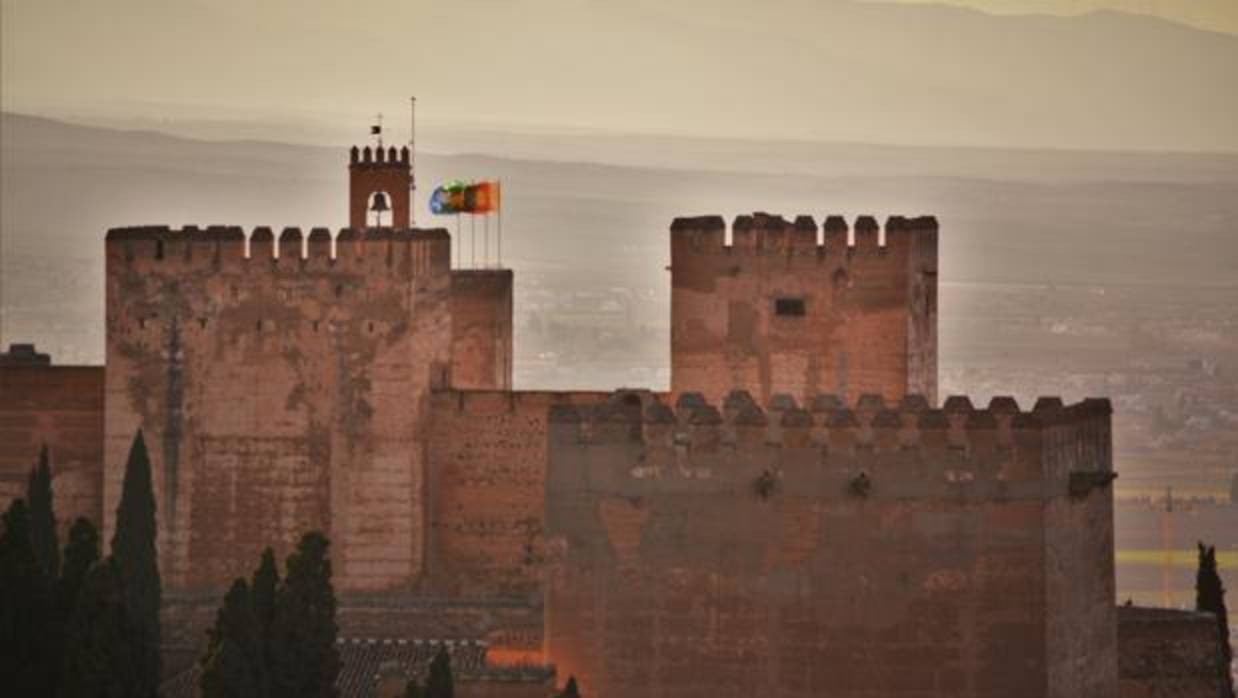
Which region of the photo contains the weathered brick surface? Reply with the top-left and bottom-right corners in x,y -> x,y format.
670,214 -> 937,407
427,390 -> 608,599
104,226 -> 452,592
544,392 -> 1116,698
450,270 -> 514,390
1117,606 -> 1229,698
0,364 -> 105,534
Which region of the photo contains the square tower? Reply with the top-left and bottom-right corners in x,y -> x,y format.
349,145 -> 411,228
669,213 -> 937,406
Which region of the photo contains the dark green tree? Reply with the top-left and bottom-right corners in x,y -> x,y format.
200,578 -> 268,698
0,499 -> 55,695
58,517 -> 101,619
112,430 -> 162,697
252,546 -> 280,662
557,676 -> 582,698
58,558 -> 135,698
27,444 -> 59,579
1195,542 -> 1234,698
53,517 -> 101,695
424,646 -> 453,698
269,532 -> 340,698
402,678 -> 424,698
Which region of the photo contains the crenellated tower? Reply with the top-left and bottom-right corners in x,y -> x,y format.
349,145 -> 412,228
670,213 -> 937,407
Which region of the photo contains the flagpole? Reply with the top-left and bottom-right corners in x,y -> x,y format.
415,96 -> 420,227
497,180 -> 503,268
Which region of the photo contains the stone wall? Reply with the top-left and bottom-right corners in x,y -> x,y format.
450,271 -> 514,391
426,390 -> 609,600
543,390 -> 1116,698
670,214 -> 937,407
105,225 -> 452,593
0,362 -> 105,535
1117,606 -> 1229,698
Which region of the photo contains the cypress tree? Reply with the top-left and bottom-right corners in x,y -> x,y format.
53,517 -> 101,695
269,532 -> 340,698
200,578 -> 268,698
1196,542 -> 1235,698
424,646 -> 454,698
27,444 -> 59,579
111,430 -> 162,697
252,546 -> 280,662
557,676 -> 582,698
59,517 -> 101,619
0,499 -> 54,695
58,558 -> 135,698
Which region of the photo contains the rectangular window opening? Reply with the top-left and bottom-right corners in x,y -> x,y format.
775,297 -> 806,317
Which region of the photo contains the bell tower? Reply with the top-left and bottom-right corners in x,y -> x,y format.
349,145 -> 411,228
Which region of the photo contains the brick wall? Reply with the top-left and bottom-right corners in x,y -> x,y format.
1118,606 -> 1229,698
0,363 -> 105,535
105,226 -> 452,593
543,390 -> 1116,698
426,390 -> 608,599
450,270 -> 514,391
670,214 -> 937,407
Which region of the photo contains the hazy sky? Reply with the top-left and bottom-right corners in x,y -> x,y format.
2,0 -> 1236,151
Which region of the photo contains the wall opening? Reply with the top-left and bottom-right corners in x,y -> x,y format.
774,297 -> 806,317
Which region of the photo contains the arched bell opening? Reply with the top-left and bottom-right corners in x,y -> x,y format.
367,190 -> 393,227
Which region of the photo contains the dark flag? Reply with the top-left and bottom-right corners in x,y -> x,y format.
370,125 -> 381,135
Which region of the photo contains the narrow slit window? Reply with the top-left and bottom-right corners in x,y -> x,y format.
775,297 -> 806,317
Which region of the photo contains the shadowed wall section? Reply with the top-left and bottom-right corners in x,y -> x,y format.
0,360 -> 104,535
544,391 -> 1116,698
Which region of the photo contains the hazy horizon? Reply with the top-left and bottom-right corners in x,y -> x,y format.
4,0 -> 1238,153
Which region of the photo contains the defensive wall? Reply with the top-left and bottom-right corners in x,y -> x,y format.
670,213 -> 937,407
426,389 -> 612,602
105,225 -> 453,593
1117,606 -> 1231,698
0,347 -> 105,537
543,390 -> 1116,698
450,270 -> 514,391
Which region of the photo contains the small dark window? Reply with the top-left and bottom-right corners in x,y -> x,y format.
775,297 -> 806,317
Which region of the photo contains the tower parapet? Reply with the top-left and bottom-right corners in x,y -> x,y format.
670,213 -> 938,407
548,390 -> 1112,497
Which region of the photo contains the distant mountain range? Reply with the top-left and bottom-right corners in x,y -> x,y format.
3,0 -> 1237,152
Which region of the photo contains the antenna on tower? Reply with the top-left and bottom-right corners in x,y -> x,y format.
409,96 -> 417,227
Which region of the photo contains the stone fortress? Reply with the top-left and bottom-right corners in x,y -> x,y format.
0,142 -> 1230,697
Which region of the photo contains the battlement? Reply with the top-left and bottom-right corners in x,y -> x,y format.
670,213 -> 938,257
349,145 -> 411,167
105,225 -> 451,273
548,389 -> 1113,498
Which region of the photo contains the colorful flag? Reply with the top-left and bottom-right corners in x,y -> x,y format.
430,181 -> 500,215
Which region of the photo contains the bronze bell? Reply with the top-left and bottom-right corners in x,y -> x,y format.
370,192 -> 391,213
